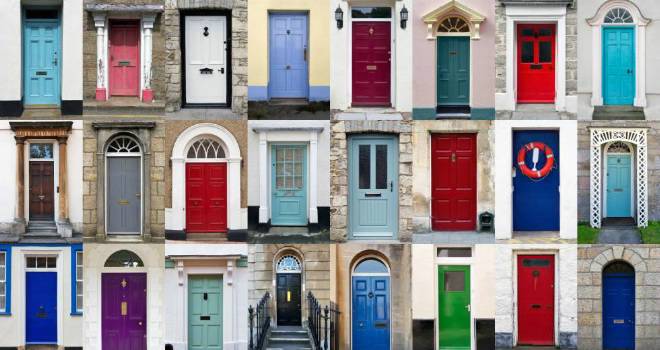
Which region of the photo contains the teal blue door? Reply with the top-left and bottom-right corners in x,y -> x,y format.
271,145 -> 307,226
603,27 -> 634,105
607,154 -> 632,217
348,135 -> 398,239
24,10 -> 61,105
437,37 -> 470,107
188,275 -> 223,350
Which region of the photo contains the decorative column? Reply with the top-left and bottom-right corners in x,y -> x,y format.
258,132 -> 269,225
57,137 -> 69,223
93,13 -> 107,101
141,14 -> 157,102
15,137 -> 25,222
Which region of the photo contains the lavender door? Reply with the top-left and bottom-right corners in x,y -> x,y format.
102,273 -> 147,350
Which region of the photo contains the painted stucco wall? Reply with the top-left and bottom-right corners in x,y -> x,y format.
0,1 -> 21,104
248,0 -> 330,101
62,0 -> 84,103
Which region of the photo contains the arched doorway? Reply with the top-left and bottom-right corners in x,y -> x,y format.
352,257 -> 391,350
604,141 -> 634,220
105,136 -> 142,235
276,255 -> 302,326
602,261 -> 635,350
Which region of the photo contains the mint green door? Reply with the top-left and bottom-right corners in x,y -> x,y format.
271,145 -> 307,226
438,265 -> 471,350
188,275 -> 223,350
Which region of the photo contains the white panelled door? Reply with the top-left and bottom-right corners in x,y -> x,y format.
185,16 -> 228,104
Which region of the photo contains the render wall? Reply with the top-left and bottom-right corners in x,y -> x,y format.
0,1 -> 21,104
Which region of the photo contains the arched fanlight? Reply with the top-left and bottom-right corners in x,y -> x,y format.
104,250 -> 144,268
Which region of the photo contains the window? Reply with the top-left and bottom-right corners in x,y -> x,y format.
375,145 -> 388,189
603,261 -> 634,275
72,246 -> 83,314
274,147 -> 304,191
187,137 -> 225,159
604,8 -> 634,24
354,258 -> 388,274
521,42 -> 534,63
444,271 -> 465,292
539,42 -> 552,63
107,136 -> 141,154
359,145 -> 371,189
30,144 -> 54,160
522,258 -> 550,267
276,255 -> 302,273
607,141 -> 631,153
437,248 -> 472,258
351,7 -> 392,19
438,17 -> 470,33
104,250 -> 144,268
26,256 -> 57,268
0,252 -> 6,313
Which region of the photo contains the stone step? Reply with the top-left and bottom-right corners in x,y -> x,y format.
26,345 -> 58,350
593,106 -> 645,120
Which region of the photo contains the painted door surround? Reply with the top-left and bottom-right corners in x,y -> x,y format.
516,23 -> 556,103
23,9 -> 61,106
606,154 -> 632,218
109,20 -> 140,97
436,36 -> 470,112
269,13 -> 309,99
351,20 -> 392,106
516,254 -> 555,346
352,257 -> 391,350
271,144 -> 308,226
101,273 -> 147,350
438,265 -> 471,350
603,27 -> 635,105
26,270 -> 58,344
188,275 -> 223,350
603,262 -> 635,350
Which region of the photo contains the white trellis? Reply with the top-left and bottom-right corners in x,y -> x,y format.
590,128 -> 648,228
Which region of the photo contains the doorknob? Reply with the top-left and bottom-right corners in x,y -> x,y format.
286,65 -> 291,70
627,69 -> 632,74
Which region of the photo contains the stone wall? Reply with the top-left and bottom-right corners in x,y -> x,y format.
578,245 -> 660,349
163,0 -> 248,116
330,120 -> 413,242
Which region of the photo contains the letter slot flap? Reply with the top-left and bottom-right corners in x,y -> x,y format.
531,304 -> 541,309
365,193 -> 382,197
374,321 -> 388,328
613,319 -> 625,324
200,316 -> 211,321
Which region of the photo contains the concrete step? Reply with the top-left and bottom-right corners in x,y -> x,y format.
593,106 -> 645,120
26,220 -> 58,235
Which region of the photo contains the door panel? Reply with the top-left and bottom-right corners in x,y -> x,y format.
352,22 -> 391,106
188,275 -> 223,350
352,276 -> 390,350
603,273 -> 635,350
107,157 -> 141,234
29,161 -> 55,220
185,16 -> 228,104
606,155 -> 632,217
186,163 -> 228,233
432,134 -> 477,231
272,145 -> 307,226
512,130 -> 560,231
438,266 -> 470,350
276,273 -> 301,326
603,27 -> 635,105
109,21 -> 140,96
269,14 -> 308,99
348,136 -> 398,238
24,20 -> 60,105
26,272 -> 57,344
437,37 -> 470,106
517,255 -> 554,346
102,273 -> 147,350
517,24 -> 556,103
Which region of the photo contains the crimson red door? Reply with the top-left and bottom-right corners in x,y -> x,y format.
431,134 -> 476,231
186,163 -> 227,233
517,255 -> 555,346
109,21 -> 140,96
352,22 -> 391,106
517,24 -> 555,103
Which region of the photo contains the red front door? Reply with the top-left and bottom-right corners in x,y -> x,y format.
186,163 -> 227,233
352,22 -> 391,106
517,255 -> 555,346
431,134 -> 476,231
109,21 -> 140,97
517,24 -> 555,103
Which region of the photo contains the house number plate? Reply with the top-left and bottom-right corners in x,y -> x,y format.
366,65 -> 377,71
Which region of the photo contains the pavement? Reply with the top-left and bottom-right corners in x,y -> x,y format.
248,227 -> 330,244
597,217 -> 642,244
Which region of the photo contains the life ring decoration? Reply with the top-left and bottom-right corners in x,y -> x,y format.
517,142 -> 555,180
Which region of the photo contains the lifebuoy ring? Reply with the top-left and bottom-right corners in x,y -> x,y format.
517,142 -> 555,179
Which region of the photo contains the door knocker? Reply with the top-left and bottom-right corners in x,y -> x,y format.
369,27 -> 375,35
368,292 -> 374,299
203,27 -> 209,37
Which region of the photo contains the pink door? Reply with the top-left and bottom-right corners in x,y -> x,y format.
352,22 -> 391,106
109,21 -> 140,97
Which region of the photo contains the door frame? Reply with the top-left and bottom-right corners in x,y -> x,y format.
602,26 -> 635,106
180,10 -> 232,109
22,7 -> 62,106
269,143 -> 309,226
104,136 -> 143,236
24,140 -> 59,224
273,251 -> 304,327
350,255 -> 392,350
602,264 -> 635,350
268,11 -> 310,100
512,251 -> 558,347
99,271 -> 148,350
603,142 -> 634,219
435,249 -> 474,350
108,19 -> 141,98
186,273 -> 224,348
435,31 -> 473,109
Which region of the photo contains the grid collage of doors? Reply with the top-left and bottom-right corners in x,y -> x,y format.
0,0 -> 658,350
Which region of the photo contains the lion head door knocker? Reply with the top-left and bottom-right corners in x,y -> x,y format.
203,26 -> 209,37
369,26 -> 375,35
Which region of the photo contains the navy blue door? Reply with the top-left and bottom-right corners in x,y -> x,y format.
513,130 -> 560,231
26,272 -> 57,344
269,13 -> 308,98
352,276 -> 390,350
603,272 -> 635,350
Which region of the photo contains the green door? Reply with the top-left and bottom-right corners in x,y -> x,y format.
188,275 -> 223,350
437,37 -> 470,107
438,265 -> 471,350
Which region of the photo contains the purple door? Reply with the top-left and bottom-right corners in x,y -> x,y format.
102,273 -> 147,350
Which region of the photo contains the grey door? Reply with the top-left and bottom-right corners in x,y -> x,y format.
107,157 -> 141,234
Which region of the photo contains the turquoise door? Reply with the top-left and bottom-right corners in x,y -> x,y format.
348,135 -> 398,239
188,275 -> 223,350
603,27 -> 634,105
607,154 -> 632,217
437,37 -> 470,106
271,145 -> 307,226
24,11 -> 60,105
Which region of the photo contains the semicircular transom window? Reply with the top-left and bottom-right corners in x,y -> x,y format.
438,17 -> 470,33
354,258 -> 389,274
607,141 -> 631,153
104,250 -> 144,268
603,260 -> 634,275
187,137 -> 226,159
604,8 -> 634,23
276,255 -> 302,273
107,136 -> 141,154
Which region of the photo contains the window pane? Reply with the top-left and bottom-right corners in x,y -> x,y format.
521,28 -> 534,37
47,257 -> 56,268
539,42 -> 552,63
444,271 -> 465,291
521,42 -> 534,63
30,144 -> 53,159
0,283 -> 4,295
351,7 -> 392,19
523,259 -> 550,267
375,145 -> 388,189
77,295 -> 83,309
437,248 -> 472,257
37,257 -> 46,268
0,268 -> 4,281
26,257 -> 36,268
77,281 -> 83,292
0,296 -> 5,311
358,145 -> 371,189
0,252 -> 4,267
354,258 -> 388,273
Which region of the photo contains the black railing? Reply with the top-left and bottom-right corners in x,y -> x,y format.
249,292 -> 271,350
307,292 -> 340,350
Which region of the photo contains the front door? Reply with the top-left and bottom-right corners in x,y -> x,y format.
109,21 -> 140,97
102,273 -> 147,350
517,255 -> 554,346
186,163 -> 228,233
348,135 -> 398,238
431,134 -> 477,231
185,15 -> 228,105
272,145 -> 307,226
603,269 -> 635,350
24,11 -> 60,105
603,27 -> 635,105
352,275 -> 390,350
107,157 -> 141,234
29,161 -> 54,220
606,154 -> 632,217
513,130 -> 560,231
352,21 -> 391,106
276,273 -> 301,326
188,275 -> 223,350
437,37 -> 470,109
438,265 -> 470,350
26,271 -> 57,344
269,14 -> 308,99
517,24 -> 556,103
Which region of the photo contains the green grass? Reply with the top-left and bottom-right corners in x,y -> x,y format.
578,223 -> 600,244
640,221 -> 660,244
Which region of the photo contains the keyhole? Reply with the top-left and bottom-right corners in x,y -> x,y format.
203,27 -> 209,36
203,293 -> 208,300
287,29 -> 291,35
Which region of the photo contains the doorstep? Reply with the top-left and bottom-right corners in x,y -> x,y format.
84,97 -> 165,116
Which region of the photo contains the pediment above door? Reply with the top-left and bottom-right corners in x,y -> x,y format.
421,0 -> 485,39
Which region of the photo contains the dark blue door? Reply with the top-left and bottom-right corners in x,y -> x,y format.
352,276 -> 390,350
513,130 -> 560,231
269,13 -> 308,98
603,273 -> 635,350
26,272 -> 57,344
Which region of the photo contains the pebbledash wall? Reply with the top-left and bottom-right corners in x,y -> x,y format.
578,245 -> 660,349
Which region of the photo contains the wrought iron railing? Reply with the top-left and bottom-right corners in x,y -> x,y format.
307,291 -> 340,350
249,292 -> 270,350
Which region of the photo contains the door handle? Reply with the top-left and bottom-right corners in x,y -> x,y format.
465,304 -> 471,312
390,180 -> 394,192
304,47 -> 308,61
220,67 -> 225,74
451,153 -> 456,163
627,69 -> 632,74
200,67 -> 214,74
52,52 -> 58,66
286,65 -> 291,70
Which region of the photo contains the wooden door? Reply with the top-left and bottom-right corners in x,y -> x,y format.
107,157 -> 141,234
438,265 -> 471,349
276,273 -> 302,326
23,12 -> 60,105
352,275 -> 390,350
185,15 -> 228,105
437,37 -> 470,107
517,24 -> 555,103
603,262 -> 635,350
109,21 -> 140,97
269,13 -> 309,99
352,22 -> 391,106
26,271 -> 57,343
517,255 -> 554,346
606,154 -> 632,217
188,275 -> 223,350
186,163 -> 228,233
603,27 -> 635,105
102,273 -> 147,350
29,161 -> 54,220
271,145 -> 307,226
